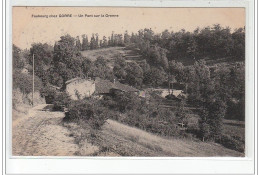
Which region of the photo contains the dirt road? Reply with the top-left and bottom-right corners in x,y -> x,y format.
12,104 -> 78,156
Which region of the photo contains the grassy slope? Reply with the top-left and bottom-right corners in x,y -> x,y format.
65,119 -> 243,157
81,47 -> 125,69
81,47 -> 243,68
80,47 -> 126,61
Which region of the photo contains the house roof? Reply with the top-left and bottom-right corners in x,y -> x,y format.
114,82 -> 139,92
65,77 -> 139,94
95,79 -> 139,94
65,77 -> 82,85
65,77 -> 94,85
95,80 -> 115,94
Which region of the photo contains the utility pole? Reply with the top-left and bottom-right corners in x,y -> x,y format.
32,53 -> 34,107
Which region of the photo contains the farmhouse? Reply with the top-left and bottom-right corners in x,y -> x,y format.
65,77 -> 139,100
65,78 -> 95,100
95,78 -> 139,97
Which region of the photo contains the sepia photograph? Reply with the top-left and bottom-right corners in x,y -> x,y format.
12,7 -> 246,157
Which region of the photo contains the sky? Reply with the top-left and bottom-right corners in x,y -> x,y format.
13,7 -> 245,49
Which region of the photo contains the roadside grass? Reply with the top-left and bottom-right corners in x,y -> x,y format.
12,105 -> 31,121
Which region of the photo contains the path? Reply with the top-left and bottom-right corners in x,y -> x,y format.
12,104 -> 78,156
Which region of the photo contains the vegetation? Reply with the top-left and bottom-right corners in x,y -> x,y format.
13,24 -> 245,154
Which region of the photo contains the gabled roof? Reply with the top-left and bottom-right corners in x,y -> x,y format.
114,82 -> 139,92
65,77 -> 82,85
65,77 -> 94,85
95,80 -> 115,94
95,79 -> 139,94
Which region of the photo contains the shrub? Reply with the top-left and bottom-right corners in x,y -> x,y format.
66,99 -> 108,129
110,91 -> 142,112
53,92 -> 71,111
40,86 -> 70,110
121,109 -> 181,137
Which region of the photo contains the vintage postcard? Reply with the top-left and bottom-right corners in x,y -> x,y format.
12,7 -> 246,157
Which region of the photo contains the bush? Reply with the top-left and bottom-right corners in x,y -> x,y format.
107,91 -> 142,112
66,99 -> 109,129
120,108 -> 182,137
53,92 -> 70,111
40,86 -> 70,110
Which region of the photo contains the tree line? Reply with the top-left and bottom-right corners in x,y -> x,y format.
69,24 -> 245,61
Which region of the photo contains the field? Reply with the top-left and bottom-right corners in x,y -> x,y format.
80,47 -> 126,61
80,47 -> 143,68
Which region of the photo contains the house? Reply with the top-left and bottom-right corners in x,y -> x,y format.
95,79 -> 139,97
65,77 -> 139,100
165,90 -> 187,101
65,77 -> 95,100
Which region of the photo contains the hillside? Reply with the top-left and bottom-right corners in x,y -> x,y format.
65,119 -> 243,157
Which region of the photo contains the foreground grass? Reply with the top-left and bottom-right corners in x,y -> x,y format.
64,119 -> 244,157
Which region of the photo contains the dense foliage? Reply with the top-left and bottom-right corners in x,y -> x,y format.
65,98 -> 111,129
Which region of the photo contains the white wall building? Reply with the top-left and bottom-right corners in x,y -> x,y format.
65,78 -> 95,100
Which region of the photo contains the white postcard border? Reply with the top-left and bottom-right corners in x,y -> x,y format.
4,0 -> 256,174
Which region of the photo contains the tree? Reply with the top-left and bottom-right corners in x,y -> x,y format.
13,69 -> 43,94
13,44 -> 24,70
102,36 -> 108,48
231,28 -> 245,60
47,66 -> 64,87
143,28 -> 154,42
75,36 -> 82,51
187,60 -> 214,106
139,60 -> 151,75
168,60 -> 184,82
81,34 -> 89,50
124,30 -> 131,44
99,40 -> 103,48
198,108 -> 211,141
199,98 -> 226,141
90,34 -> 96,50
113,54 -> 127,80
53,35 -> 78,64
175,100 -> 188,126
28,43 -> 53,85
111,31 -> 115,46
112,91 -> 141,112
81,58 -> 92,77
146,45 -> 169,70
89,56 -> 114,80
125,61 -> 143,87
143,67 -> 167,87
95,34 -> 99,49
52,34 -> 84,86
